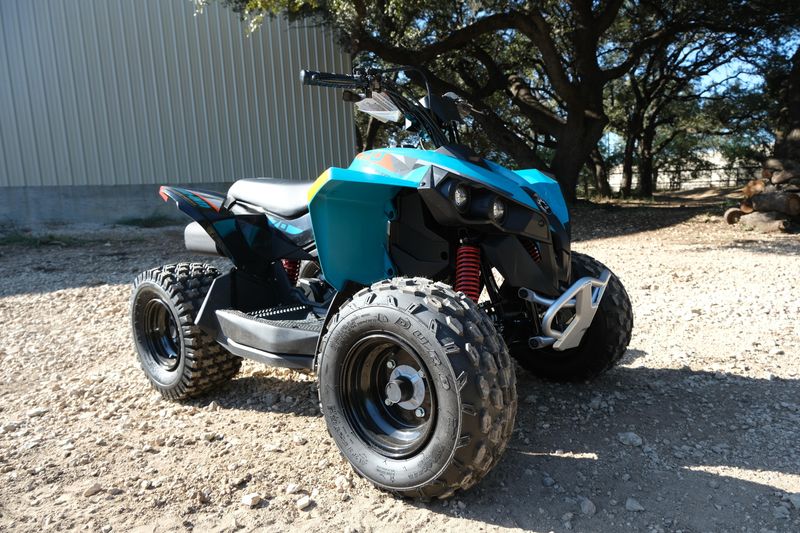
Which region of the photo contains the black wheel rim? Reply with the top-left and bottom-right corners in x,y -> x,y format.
139,290 -> 181,371
340,333 -> 436,459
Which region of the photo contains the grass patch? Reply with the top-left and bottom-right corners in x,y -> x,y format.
115,215 -> 180,228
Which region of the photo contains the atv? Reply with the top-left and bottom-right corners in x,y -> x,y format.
130,66 -> 632,499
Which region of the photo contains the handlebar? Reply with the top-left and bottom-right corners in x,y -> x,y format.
299,69 -> 368,89
300,66 -> 453,148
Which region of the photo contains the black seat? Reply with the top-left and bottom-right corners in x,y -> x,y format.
227,178 -> 314,218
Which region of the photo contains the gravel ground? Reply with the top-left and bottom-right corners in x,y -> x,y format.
1,201 -> 799,532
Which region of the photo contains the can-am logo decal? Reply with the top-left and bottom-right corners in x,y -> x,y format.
530,192 -> 553,214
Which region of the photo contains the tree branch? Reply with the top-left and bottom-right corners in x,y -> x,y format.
512,10 -> 581,105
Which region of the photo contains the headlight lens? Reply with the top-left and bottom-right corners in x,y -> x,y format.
490,196 -> 506,222
452,183 -> 470,213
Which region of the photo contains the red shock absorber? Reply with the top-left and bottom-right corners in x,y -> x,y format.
522,239 -> 542,263
455,244 -> 482,302
282,259 -> 300,285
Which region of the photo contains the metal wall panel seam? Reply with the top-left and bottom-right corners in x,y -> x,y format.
250,22 -> 268,174
10,2 -> 44,186
165,0 -> 192,181
87,0 -> 118,185
141,3 -> 170,185
27,4 -> 59,187
114,0 -> 143,186
128,1 -> 157,185
96,1 -> 130,186
0,3 -> 25,186
149,3 -> 180,184
265,19 -> 286,179
73,3 -> 104,185
186,5 -> 214,181
292,22 -> 310,178
224,14 -> 249,178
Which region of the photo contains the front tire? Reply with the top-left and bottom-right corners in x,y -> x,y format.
510,252 -> 633,382
318,278 -> 516,499
130,263 -> 241,400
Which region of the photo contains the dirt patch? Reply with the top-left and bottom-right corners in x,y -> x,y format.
1,206 -> 799,532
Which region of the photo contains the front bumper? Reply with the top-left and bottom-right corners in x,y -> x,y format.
518,269 -> 611,351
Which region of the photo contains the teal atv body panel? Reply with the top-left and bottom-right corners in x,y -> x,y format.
308,148 -> 568,290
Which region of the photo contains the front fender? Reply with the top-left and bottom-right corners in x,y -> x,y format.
308,166 -> 428,290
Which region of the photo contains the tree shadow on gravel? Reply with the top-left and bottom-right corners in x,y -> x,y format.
0,203 -> 721,296
718,238 -> 800,256
406,361 -> 800,532
570,203 -> 716,242
188,372 -> 320,418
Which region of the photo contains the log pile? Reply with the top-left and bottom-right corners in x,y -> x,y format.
725,159 -> 800,232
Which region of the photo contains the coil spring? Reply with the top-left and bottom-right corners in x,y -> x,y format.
523,239 -> 542,263
282,259 -> 300,285
455,244 -> 482,302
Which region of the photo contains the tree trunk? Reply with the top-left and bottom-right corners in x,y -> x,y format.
620,105 -> 644,198
774,45 -> 800,163
638,124 -> 656,197
738,211 -> 791,233
354,124 -> 364,153
551,109 -> 607,203
750,191 -> 800,216
364,117 -> 382,151
620,135 -> 636,198
589,148 -> 612,197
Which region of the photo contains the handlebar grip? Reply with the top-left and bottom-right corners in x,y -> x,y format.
299,68 -> 367,89
299,69 -> 319,86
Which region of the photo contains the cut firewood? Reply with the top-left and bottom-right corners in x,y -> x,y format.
739,199 -> 754,213
724,207 -> 744,225
771,169 -> 797,185
750,191 -> 800,216
742,179 -> 768,198
738,211 -> 790,233
764,158 -> 784,172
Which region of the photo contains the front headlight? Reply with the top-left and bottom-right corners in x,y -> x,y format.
451,183 -> 470,213
490,196 -> 506,223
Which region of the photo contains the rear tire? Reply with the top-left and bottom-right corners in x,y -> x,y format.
510,252 -> 633,382
318,277 -> 516,499
130,263 -> 241,400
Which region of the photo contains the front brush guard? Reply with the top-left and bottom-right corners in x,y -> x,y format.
518,269 -> 611,351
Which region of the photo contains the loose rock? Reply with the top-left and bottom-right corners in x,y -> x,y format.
618,432 -> 643,447
579,496 -> 597,516
788,494 -> 800,510
83,483 -> 104,497
296,495 -> 312,510
241,493 -> 262,508
625,497 -> 645,512
772,505 -> 790,520
335,475 -> 352,492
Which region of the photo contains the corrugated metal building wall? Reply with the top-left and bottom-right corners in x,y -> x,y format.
0,0 -> 355,223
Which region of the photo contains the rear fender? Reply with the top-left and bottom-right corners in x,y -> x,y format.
159,186 -> 234,256
159,186 -> 309,269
